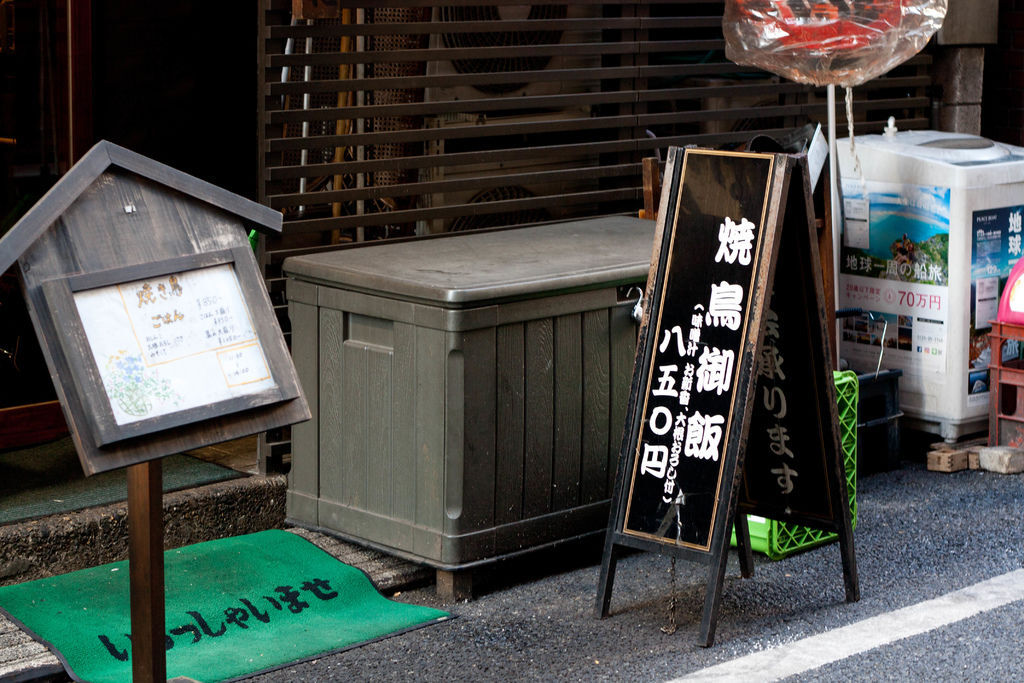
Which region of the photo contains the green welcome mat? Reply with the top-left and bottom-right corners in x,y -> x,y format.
0,530 -> 449,682
0,437 -> 241,524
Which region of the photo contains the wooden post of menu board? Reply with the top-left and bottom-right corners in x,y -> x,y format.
0,141 -> 311,679
127,461 -> 165,682
595,146 -> 858,647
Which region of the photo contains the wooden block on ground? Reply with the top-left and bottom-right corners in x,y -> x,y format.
927,449 -> 969,473
969,451 -> 980,470
978,446 -> 1024,474
961,436 -> 989,449
930,436 -> 987,453
436,569 -> 473,602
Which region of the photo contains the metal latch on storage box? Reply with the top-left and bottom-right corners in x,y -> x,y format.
617,285 -> 645,324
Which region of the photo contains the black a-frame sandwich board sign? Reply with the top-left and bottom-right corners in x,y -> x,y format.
595,146 -> 858,647
0,141 -> 310,681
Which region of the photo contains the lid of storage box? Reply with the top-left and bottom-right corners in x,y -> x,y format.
284,216 -> 655,306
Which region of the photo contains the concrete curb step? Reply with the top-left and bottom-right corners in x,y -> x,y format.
0,474 -> 428,681
285,527 -> 432,593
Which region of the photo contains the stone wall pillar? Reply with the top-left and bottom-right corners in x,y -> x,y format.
934,47 -> 986,135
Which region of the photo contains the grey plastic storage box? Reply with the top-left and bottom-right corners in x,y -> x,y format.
283,216 -> 655,573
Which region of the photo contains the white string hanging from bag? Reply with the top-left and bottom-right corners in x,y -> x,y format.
845,86 -> 868,202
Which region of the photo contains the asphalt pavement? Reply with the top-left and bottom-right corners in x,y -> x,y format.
250,454 -> 1024,682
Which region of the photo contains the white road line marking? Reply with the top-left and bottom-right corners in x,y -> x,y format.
671,568 -> 1024,682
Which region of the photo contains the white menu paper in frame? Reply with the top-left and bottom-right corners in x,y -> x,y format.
72,263 -> 277,426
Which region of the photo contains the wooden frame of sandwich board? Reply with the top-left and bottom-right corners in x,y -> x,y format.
0,140 -> 310,681
594,146 -> 859,647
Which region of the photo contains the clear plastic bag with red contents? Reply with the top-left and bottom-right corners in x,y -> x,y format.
723,1 -> 947,87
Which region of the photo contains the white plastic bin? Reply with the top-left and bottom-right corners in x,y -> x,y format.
838,130 -> 1024,440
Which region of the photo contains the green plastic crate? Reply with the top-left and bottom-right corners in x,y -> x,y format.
732,370 -> 859,560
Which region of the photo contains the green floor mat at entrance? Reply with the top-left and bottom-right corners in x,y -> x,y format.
0,437 -> 241,525
0,530 -> 450,682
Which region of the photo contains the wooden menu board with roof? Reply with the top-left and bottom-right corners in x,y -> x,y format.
0,141 -> 308,476
0,140 -> 309,681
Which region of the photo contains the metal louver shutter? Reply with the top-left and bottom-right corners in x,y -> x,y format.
257,0 -> 935,464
